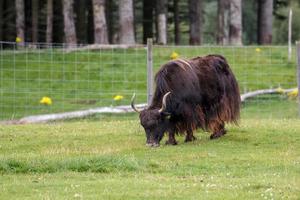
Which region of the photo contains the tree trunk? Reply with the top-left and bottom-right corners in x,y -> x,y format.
189,0 -> 203,45
217,0 -> 230,45
92,0 -> 109,44
156,0 -> 168,44
15,0 -> 25,45
143,0 -> 154,44
0,0 -> 4,41
46,0 -> 53,44
174,0 -> 180,45
3,0 -> 15,42
119,0 -> 135,44
257,0 -> 273,44
32,0 -> 39,43
87,0 -> 94,44
53,0 -> 64,43
62,0 -> 77,47
76,0 -> 87,44
229,0 -> 242,45
106,0 -> 114,43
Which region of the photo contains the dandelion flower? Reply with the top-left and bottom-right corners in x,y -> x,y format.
255,48 -> 261,53
40,96 -> 52,105
113,95 -> 124,101
170,51 -> 179,60
16,37 -> 22,43
276,87 -> 284,94
287,88 -> 298,98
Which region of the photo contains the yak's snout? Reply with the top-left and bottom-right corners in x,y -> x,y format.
146,137 -> 160,147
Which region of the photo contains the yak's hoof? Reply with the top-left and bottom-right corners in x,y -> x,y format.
165,140 -> 178,145
210,130 -> 226,140
146,143 -> 160,147
184,136 -> 197,143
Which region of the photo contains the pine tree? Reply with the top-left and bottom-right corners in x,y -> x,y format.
189,0 -> 203,45
16,0 -> 25,45
92,0 -> 109,44
156,0 -> 168,44
119,0 -> 135,44
258,0 -> 273,44
46,0 -> 53,44
62,0 -> 77,47
229,0 -> 242,45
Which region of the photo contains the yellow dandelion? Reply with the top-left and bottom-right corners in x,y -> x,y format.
113,95 -> 124,101
39,96 -> 52,105
255,48 -> 261,53
16,37 -> 22,43
276,87 -> 285,94
170,51 -> 179,60
287,88 -> 298,98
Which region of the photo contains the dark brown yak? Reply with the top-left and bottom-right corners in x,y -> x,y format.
131,55 -> 240,147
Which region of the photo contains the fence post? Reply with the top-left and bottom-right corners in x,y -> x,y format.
288,9 -> 292,62
297,41 -> 300,117
147,38 -> 153,106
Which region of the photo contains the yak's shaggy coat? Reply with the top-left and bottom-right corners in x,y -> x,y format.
133,54 -> 240,146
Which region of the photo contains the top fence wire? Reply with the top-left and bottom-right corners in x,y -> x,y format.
0,41 -> 299,121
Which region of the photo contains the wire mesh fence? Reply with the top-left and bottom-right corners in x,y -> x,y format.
0,41 -> 299,121
0,42 -> 147,121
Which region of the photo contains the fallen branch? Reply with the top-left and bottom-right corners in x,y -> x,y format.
1,104 -> 147,125
241,88 -> 297,102
1,88 -> 297,124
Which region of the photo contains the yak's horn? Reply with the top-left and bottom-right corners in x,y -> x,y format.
131,93 -> 141,113
159,92 -> 171,113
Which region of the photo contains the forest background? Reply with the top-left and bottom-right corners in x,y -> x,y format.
1,0 -> 299,46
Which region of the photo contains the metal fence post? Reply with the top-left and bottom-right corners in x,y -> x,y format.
147,38 -> 153,106
288,9 -> 292,62
297,41 -> 300,117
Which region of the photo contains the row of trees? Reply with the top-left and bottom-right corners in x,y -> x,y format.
0,0 -> 296,46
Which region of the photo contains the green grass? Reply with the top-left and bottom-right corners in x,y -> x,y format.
1,45 -> 299,198
0,45 -> 298,120
241,94 -> 299,119
0,118 -> 299,199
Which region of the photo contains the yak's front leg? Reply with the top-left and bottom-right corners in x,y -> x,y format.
184,128 -> 197,142
165,126 -> 177,145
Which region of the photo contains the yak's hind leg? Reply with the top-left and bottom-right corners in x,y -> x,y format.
184,129 -> 197,142
209,121 -> 227,139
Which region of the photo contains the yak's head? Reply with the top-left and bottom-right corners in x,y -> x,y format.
131,92 -> 171,147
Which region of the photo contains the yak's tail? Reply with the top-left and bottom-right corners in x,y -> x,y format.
211,55 -> 241,124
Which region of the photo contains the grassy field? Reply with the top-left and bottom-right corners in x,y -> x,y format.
0,45 -> 298,120
0,44 -> 299,199
0,118 -> 299,199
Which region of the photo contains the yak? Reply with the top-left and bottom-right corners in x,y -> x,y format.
131,55 -> 241,147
